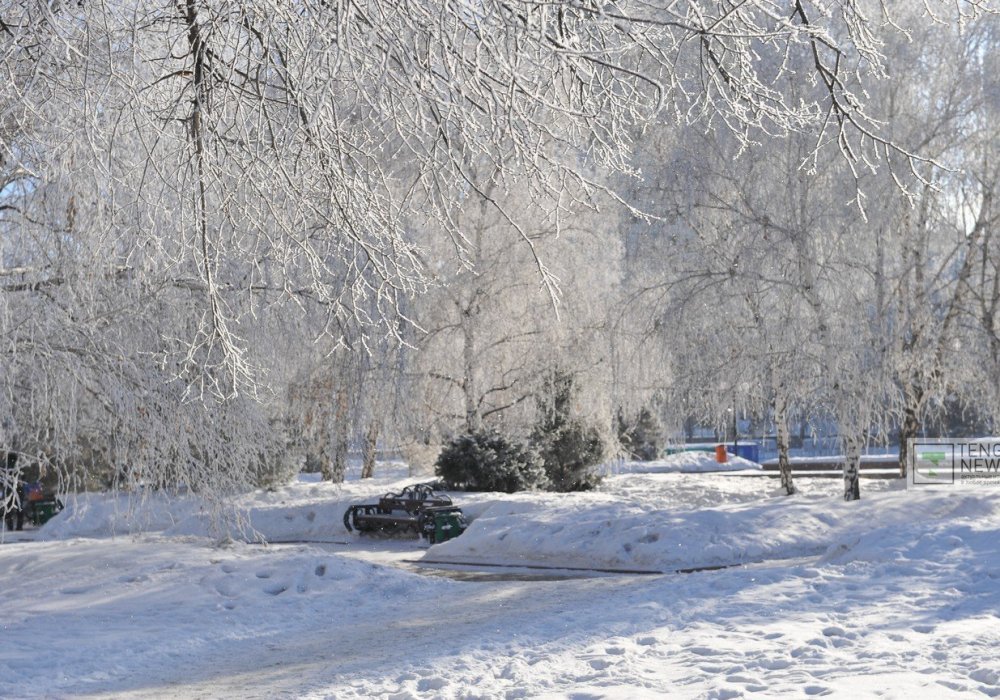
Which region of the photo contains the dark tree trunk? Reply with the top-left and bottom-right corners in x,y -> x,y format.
331,386 -> 350,483
897,399 -> 921,478
361,419 -> 379,479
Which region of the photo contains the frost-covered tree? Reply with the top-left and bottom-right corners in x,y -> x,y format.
605,2 -> 1000,499
531,370 -> 606,491
404,160 -> 621,448
1,0 -> 991,500
857,11 -> 1000,476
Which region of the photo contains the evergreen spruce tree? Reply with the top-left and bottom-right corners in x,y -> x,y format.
616,407 -> 662,461
532,372 -> 605,492
435,431 -> 547,493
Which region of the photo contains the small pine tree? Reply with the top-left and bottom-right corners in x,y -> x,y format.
532,371 -> 605,492
435,431 -> 548,493
616,406 -> 662,461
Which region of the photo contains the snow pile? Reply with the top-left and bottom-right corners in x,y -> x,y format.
619,450 -> 762,473
41,491 -> 203,539
39,457 -> 758,548
40,468 -> 424,543
40,465 -> 982,584
426,480 -> 992,573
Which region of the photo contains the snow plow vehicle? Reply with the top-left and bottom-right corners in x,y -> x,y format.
343,483 -> 468,544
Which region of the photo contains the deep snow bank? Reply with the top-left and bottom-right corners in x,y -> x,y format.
616,451 -> 762,474
425,484 -> 1000,573
38,464 -> 1000,581
40,469 -> 424,543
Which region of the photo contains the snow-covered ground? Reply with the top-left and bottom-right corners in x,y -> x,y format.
2,454 -> 1000,699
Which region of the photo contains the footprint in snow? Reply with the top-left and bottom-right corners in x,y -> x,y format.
971,669 -> 1000,686
686,646 -> 723,657
937,680 -> 969,692
705,689 -> 742,700
416,677 -> 447,692
804,685 -> 832,696
263,583 -> 288,596
699,664 -> 729,675
59,586 -> 92,595
213,581 -> 239,598
731,675 -> 766,693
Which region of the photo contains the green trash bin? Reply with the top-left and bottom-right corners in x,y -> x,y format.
422,507 -> 468,544
29,498 -> 62,526
434,510 -> 467,544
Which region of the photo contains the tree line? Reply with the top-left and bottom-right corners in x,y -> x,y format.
0,0 -> 996,503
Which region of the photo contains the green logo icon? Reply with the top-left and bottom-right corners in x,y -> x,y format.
919,451 -> 946,469
909,442 -> 956,487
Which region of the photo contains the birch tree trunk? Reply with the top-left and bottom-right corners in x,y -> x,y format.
774,392 -> 795,495
843,431 -> 862,502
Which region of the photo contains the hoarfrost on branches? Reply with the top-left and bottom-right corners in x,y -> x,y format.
0,0 -> 994,499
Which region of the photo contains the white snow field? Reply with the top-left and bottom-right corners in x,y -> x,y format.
2,454 -> 1000,699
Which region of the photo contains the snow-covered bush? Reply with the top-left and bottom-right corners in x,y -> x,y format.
435,431 -> 548,493
252,438 -> 302,491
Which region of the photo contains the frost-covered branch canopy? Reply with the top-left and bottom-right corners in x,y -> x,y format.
0,0 -> 993,496
3,2 -> 983,364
